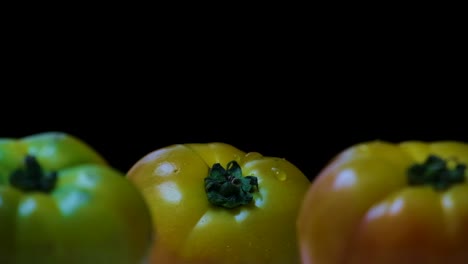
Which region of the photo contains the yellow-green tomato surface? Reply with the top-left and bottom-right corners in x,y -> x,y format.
297,140 -> 468,264
127,142 -> 311,264
0,132 -> 153,264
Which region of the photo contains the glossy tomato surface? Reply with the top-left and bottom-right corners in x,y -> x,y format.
297,140 -> 468,264
127,142 -> 311,264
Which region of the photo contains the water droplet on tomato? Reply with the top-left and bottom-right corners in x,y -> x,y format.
226,245 -> 232,252
272,167 -> 287,181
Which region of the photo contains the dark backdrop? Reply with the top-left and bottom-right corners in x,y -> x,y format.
4,88 -> 467,182
3,25 -> 465,182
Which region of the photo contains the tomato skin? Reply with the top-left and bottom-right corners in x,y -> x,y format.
297,140 -> 468,264
0,132 -> 154,264
127,142 -> 310,264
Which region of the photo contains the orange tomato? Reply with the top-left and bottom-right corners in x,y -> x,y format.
297,140 -> 468,264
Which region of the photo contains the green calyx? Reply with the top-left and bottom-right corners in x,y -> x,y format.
204,160 -> 258,209
9,155 -> 57,193
407,154 -> 466,191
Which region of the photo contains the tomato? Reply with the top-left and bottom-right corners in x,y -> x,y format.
0,132 -> 153,264
127,142 -> 310,264
297,140 -> 468,264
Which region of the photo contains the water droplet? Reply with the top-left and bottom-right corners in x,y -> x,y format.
272,167 -> 287,181
226,245 -> 232,252
154,161 -> 177,177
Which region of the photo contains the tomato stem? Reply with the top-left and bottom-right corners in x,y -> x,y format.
407,154 -> 466,191
9,155 -> 57,193
204,161 -> 258,209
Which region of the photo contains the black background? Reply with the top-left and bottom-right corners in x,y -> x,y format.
3,19 -> 466,182
4,84 -> 467,183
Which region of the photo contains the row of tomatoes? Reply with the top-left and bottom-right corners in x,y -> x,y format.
1,132 -> 467,263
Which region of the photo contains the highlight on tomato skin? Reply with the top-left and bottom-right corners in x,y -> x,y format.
126,142 -> 311,264
0,131 -> 154,264
296,140 -> 468,264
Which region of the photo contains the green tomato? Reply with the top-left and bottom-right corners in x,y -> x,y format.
0,131 -> 153,264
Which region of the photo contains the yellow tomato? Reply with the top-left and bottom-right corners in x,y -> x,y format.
127,142 -> 310,264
